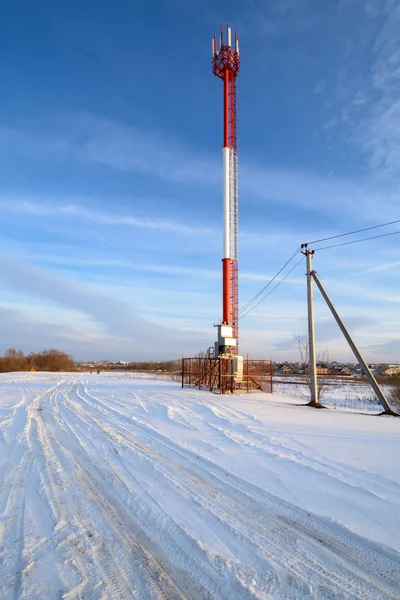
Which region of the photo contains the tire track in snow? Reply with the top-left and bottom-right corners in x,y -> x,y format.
0,378 -> 137,599
29,382 -> 149,598
125,387 -> 400,507
61,402 -> 312,598
2,375 -> 399,599
0,380 -> 67,600
0,452 -> 33,599
161,391 -> 399,504
72,383 -> 400,599
58,384 -> 255,599
45,381 -> 218,599
208,421 -> 399,505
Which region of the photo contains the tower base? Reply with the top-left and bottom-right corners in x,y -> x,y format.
214,323 -> 236,357
181,356 -> 273,394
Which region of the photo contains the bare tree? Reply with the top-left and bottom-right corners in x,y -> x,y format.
295,334 -> 331,404
26,349 -> 75,372
0,349 -> 28,372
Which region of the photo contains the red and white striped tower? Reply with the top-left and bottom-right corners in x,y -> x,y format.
212,25 -> 240,356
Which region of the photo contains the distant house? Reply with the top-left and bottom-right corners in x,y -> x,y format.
382,367 -> 400,376
280,365 -> 294,375
340,367 -> 351,376
316,367 -> 329,375
350,366 -> 362,375
373,364 -> 398,376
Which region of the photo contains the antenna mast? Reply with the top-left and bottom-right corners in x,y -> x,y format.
212,24 -> 240,355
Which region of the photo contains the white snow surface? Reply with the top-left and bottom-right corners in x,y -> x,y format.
0,372 -> 399,599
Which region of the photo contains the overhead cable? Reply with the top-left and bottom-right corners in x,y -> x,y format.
240,255 -> 304,320
239,218 -> 399,319
314,229 -> 400,251
239,247 -> 301,315
304,217 -> 400,246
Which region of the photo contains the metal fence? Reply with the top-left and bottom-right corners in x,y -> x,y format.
181,357 -> 273,394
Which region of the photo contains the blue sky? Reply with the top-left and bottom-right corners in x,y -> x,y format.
0,0 -> 400,361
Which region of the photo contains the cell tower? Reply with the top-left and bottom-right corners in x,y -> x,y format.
212,25 -> 240,357
180,27 -> 273,393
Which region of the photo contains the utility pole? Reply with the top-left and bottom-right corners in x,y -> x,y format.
311,270 -> 398,416
302,247 -> 319,406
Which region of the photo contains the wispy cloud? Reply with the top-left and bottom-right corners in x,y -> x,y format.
1,113 -> 399,222
0,198 -> 214,236
0,114 -> 220,185
0,306 -> 193,360
0,307 -> 103,352
3,3 -> 400,364
369,337 -> 400,357
343,1 -> 400,176
240,164 -> 399,219
0,255 -> 208,358
24,253 -> 221,278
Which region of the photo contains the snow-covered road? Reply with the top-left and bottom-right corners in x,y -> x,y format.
0,373 -> 399,599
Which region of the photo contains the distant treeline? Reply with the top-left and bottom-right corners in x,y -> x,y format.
99,360 -> 181,372
0,348 -> 75,372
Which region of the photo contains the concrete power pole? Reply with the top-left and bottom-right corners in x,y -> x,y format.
311,270 -> 398,416
304,249 -> 320,406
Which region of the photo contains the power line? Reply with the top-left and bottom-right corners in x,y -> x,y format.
239,250 -> 299,315
239,247 -> 300,315
314,229 -> 400,251
239,218 -> 399,319
304,218 -> 400,246
240,255 -> 304,320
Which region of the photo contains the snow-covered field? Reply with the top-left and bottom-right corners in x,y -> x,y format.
0,372 -> 399,599
273,377 -> 395,413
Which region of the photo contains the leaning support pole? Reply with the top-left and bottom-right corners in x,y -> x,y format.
304,249 -> 320,406
311,270 -> 399,416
